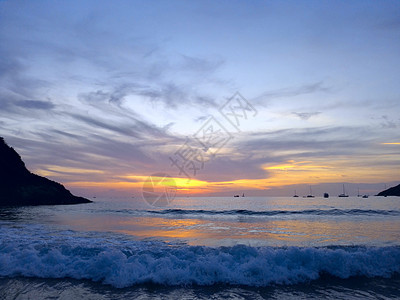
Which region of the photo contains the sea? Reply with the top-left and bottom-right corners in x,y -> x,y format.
0,196 -> 399,299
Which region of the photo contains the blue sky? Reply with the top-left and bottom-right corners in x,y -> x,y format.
0,0 -> 399,196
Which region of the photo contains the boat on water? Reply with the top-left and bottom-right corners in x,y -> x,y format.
338,184 -> 349,197
324,193 -> 329,198
358,187 -> 369,198
242,193 -> 245,197
303,186 -> 315,198
233,195 -> 240,197
293,190 -> 299,197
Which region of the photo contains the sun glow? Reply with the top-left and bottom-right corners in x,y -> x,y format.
62,153 -> 399,196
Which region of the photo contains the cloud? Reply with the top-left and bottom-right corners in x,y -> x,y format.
64,109 -> 182,143
68,113 -> 140,138
0,43 -> 49,103
78,83 -> 144,107
0,98 -> 55,117
5,130 -> 170,184
179,54 -> 224,74
379,115 -> 397,129
0,2 -> 227,120
162,122 -> 175,131
14,100 -> 55,110
164,125 -> 385,183
137,83 -> 187,108
131,83 -> 218,109
226,126 -> 376,167
194,116 -> 209,123
292,111 -> 321,120
194,155 -> 271,182
254,81 -> 330,104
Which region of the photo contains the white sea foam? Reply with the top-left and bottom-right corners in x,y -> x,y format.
0,225 -> 399,288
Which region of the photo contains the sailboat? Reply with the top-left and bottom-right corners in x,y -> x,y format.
338,184 -> 349,197
293,190 -> 299,197
357,188 -> 368,198
304,186 -> 315,198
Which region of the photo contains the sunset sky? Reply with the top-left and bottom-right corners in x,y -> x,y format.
0,0 -> 399,197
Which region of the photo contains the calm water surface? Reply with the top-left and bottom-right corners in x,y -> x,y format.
45,196 -> 400,246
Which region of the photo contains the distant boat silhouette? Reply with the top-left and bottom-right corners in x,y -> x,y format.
303,186 -> 315,198
293,190 -> 299,197
362,195 -> 369,198
338,184 -> 349,197
357,188 -> 361,197
234,195 -> 240,197
242,193 -> 245,197
323,193 -> 329,198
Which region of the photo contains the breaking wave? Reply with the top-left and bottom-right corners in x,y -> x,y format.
0,226 -> 399,288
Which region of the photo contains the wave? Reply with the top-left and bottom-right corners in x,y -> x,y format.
147,208 -> 400,217
1,227 -> 399,288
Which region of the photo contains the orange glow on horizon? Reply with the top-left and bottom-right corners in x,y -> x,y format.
51,155 -> 400,195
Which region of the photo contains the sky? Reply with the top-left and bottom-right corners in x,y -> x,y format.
0,0 -> 399,197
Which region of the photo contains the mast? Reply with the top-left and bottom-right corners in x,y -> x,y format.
338,183 -> 349,197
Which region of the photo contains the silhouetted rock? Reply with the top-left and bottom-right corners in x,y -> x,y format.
376,184 -> 400,197
0,137 -> 91,206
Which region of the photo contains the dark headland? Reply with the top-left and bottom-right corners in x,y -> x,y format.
376,184 -> 400,197
0,137 -> 91,206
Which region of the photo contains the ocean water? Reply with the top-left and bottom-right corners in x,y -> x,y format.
1,196 -> 400,299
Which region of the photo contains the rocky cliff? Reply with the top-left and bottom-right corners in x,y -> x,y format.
376,184 -> 400,197
0,137 -> 91,206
